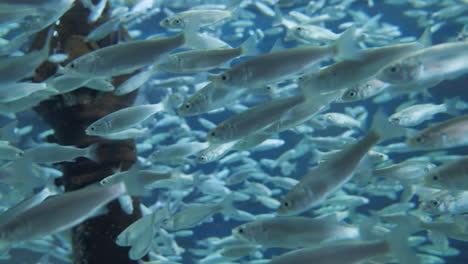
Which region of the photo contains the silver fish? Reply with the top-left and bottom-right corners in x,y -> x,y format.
377,41 -> 468,85
406,114 -> 468,149
232,215 -> 359,248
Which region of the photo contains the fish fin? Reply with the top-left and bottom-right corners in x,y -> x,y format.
118,194 -> 134,215
443,96 -> 461,116
129,230 -> 154,260
369,109 -> 406,142
333,27 -> 362,61
239,35 -> 259,57
418,28 -> 432,48
270,38 -> 284,52
300,82 -> 341,109
0,120 -> 17,143
454,214 -> 468,233
84,142 -> 100,162
182,26 -> 207,49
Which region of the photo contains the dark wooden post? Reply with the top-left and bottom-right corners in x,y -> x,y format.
31,1 -> 145,263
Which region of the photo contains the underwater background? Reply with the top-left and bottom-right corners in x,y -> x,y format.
0,0 -> 468,263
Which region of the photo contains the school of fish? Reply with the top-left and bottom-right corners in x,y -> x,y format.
0,0 -> 468,263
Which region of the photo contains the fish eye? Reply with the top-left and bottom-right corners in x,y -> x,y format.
415,136 -> 423,143
283,201 -> 290,207
296,27 -> 303,32
184,103 -> 191,109
221,74 -> 229,81
174,19 -> 181,24
432,175 -> 439,181
348,90 -> 357,97
210,131 -> 216,137
389,65 -> 399,73
90,127 -> 95,131
238,228 -> 244,234
197,155 -> 207,162
431,200 -> 439,206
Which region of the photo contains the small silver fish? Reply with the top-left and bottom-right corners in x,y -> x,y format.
210,27 -> 359,90
389,98 -> 459,127
421,191 -> 468,215
0,182 -> 126,246
406,114 -> 468,149
160,9 -> 233,29
278,111 -> 400,215
423,155 -> 468,191
341,79 -> 390,102
65,30 -> 205,78
85,104 -> 164,136
232,215 -> 359,248
207,95 -> 305,143
157,36 -> 257,74
377,41 -> 468,85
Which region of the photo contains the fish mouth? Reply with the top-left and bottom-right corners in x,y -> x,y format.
388,117 -> 400,125
276,206 -> 288,216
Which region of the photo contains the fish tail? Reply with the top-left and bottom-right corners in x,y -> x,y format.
381,214 -> 423,264
220,192 -> 237,216
368,108 -> 405,142
226,0 -> 243,14
385,225 -> 421,264
360,14 -> 382,32
443,96 -> 461,116
0,121 -> 17,144
357,215 -> 380,241
84,142 -> 100,162
271,4 -> 286,28
399,182 -> 415,202
311,148 -> 327,164
39,26 -> 55,58
116,165 -> 147,196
